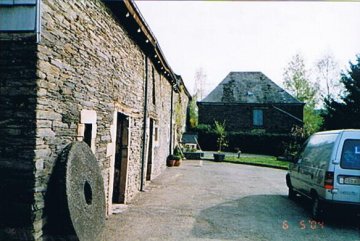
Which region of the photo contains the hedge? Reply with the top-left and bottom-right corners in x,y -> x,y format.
195,128 -> 305,156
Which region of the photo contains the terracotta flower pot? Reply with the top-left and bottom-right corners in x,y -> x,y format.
167,155 -> 181,167
167,159 -> 176,167
174,159 -> 182,166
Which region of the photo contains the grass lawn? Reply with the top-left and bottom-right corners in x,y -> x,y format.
224,155 -> 289,170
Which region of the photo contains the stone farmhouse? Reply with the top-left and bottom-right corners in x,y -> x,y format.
198,72 -> 304,134
0,0 -> 190,240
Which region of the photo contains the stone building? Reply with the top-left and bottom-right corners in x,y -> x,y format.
0,0 -> 190,240
198,72 -> 304,133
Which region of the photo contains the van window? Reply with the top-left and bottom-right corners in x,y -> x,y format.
340,139 -> 360,170
300,134 -> 337,167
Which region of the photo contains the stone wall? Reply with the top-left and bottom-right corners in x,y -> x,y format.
198,103 -> 303,133
173,87 -> 190,144
0,36 -> 38,240
0,0 -> 189,240
151,75 -> 170,178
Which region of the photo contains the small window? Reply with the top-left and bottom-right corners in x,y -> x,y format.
84,124 -> 92,148
79,110 -> 97,153
341,140 -> 360,170
154,126 -> 159,142
253,109 -> 263,127
1,1 -> 36,3
0,0 -> 38,32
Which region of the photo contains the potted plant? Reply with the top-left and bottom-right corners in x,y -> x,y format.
167,154 -> 178,167
173,146 -> 183,166
213,120 -> 228,162
174,155 -> 182,166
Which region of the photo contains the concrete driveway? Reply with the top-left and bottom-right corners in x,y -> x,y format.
103,160 -> 360,241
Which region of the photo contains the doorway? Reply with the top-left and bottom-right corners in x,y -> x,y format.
112,113 -> 129,204
146,119 -> 154,181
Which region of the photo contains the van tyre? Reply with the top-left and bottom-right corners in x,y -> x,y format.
286,175 -> 296,200
288,187 -> 296,200
311,196 -> 323,220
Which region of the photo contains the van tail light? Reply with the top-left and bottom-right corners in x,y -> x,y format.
324,171 -> 334,190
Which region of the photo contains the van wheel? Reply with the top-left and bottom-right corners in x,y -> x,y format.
311,196 -> 323,220
286,175 -> 296,200
288,187 -> 296,200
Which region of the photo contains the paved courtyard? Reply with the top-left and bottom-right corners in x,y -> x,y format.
103,160 -> 360,241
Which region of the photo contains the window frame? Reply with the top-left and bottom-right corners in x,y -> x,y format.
77,110 -> 97,153
0,0 -> 41,41
340,139 -> 360,170
252,109 -> 264,127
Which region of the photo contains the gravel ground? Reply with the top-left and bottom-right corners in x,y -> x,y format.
102,160 -> 360,241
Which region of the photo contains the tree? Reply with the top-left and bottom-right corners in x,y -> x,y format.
187,95 -> 198,130
174,89 -> 186,142
322,54 -> 360,129
303,107 -> 323,135
283,53 -> 319,105
214,120 -> 228,152
314,54 -> 341,101
283,54 -> 323,135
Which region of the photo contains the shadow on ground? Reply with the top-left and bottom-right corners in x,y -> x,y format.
192,195 -> 360,241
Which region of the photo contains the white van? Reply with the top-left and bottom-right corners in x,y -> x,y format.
286,129 -> 360,219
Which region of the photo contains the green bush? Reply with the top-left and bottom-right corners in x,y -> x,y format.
173,146 -> 184,159
195,124 -> 212,133
167,154 -> 180,161
197,130 -> 303,156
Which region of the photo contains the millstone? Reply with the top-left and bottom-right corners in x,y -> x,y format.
62,141 -> 106,241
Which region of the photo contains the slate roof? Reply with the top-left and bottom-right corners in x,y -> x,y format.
201,72 -> 302,104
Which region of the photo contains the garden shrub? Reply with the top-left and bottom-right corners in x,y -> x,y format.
194,125 -> 306,156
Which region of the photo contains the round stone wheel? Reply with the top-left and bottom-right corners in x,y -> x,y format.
63,142 -> 106,241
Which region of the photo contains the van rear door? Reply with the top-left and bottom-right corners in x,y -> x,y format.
333,132 -> 360,204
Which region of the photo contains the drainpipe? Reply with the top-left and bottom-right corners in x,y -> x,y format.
140,55 -> 148,192
169,86 -> 174,154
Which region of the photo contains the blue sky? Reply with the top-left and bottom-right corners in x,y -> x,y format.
136,1 -> 360,97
